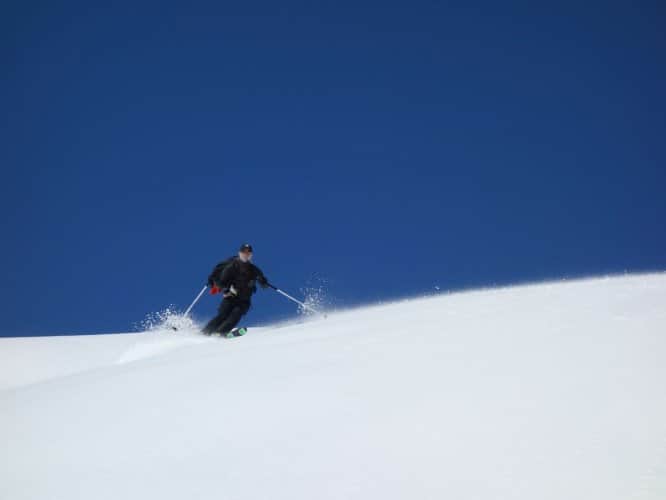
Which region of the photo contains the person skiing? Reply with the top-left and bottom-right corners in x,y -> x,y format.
202,243 -> 270,336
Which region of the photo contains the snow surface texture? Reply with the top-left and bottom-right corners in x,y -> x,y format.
1,274 -> 665,500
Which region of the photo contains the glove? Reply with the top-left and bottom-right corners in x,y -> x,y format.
210,286 -> 221,295
258,276 -> 270,289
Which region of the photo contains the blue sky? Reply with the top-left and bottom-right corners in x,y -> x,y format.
2,1 -> 665,336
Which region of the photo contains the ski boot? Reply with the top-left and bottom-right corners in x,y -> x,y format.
225,327 -> 247,338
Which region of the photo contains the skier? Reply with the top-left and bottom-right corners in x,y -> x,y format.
202,243 -> 270,336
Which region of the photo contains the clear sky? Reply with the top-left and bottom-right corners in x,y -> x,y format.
2,1 -> 665,336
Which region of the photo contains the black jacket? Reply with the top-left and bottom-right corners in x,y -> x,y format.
208,257 -> 269,302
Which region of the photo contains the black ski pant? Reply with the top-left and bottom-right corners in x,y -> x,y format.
203,298 -> 251,334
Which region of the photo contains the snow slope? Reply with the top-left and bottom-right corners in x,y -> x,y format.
1,274 -> 665,500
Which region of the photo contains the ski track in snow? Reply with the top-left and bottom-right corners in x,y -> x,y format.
1,273 -> 665,500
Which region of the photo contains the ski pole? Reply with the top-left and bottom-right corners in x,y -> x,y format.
268,283 -> 324,316
184,285 -> 208,317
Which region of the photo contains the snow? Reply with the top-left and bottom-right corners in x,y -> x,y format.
1,273 -> 665,499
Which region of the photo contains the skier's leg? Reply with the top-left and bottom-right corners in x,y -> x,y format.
203,315 -> 225,334
202,300 -> 234,334
217,301 -> 251,334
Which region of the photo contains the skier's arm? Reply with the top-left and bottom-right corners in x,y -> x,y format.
217,260 -> 237,289
207,258 -> 232,287
207,267 -> 220,287
254,265 -> 270,289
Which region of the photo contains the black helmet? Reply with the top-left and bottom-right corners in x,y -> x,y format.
239,243 -> 253,253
